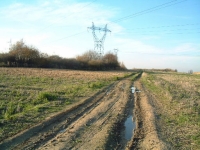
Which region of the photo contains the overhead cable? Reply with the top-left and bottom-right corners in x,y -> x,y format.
109,0 -> 187,24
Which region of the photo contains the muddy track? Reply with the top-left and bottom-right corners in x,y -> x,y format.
128,75 -> 168,150
0,82 -> 115,149
0,72 -> 170,150
0,77 -> 137,150
38,79 -> 132,150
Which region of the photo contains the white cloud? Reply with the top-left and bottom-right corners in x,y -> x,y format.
173,43 -> 200,53
0,0 -> 117,27
0,0 -> 199,72
112,37 -> 163,54
0,0 -> 118,52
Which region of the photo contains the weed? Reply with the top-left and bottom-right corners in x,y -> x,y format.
177,114 -> 190,125
38,92 -> 58,101
88,81 -> 107,89
192,133 -> 200,145
113,76 -> 121,81
4,102 -> 16,120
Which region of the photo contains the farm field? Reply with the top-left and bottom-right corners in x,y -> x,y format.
140,72 -> 200,149
0,68 -> 199,149
0,68 -> 138,149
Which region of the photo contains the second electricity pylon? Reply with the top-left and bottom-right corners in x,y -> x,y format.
88,22 -> 111,57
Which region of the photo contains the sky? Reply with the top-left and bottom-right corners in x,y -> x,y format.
0,0 -> 199,72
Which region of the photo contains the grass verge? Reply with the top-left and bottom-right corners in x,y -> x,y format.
141,72 -> 200,149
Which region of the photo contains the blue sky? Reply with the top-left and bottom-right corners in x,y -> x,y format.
0,0 -> 199,72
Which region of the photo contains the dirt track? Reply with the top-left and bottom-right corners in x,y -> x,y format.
129,78 -> 168,150
0,73 -> 167,150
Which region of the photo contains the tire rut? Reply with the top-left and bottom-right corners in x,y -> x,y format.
39,80 -> 130,150
1,77 -> 137,150
1,82 -> 117,150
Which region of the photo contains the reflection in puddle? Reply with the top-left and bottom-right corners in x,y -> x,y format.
124,115 -> 136,140
59,129 -> 66,133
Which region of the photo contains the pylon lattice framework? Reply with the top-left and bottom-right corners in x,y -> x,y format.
88,22 -> 111,57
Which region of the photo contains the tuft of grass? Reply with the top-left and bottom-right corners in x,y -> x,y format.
88,81 -> 107,89
4,102 -> 16,120
192,133 -> 200,145
176,114 -> 190,125
38,92 -> 57,101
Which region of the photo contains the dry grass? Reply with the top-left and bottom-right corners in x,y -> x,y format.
141,72 -> 200,149
0,68 -> 127,80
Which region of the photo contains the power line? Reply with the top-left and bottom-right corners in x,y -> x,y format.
109,0 -> 187,24
51,26 -> 199,43
127,28 -> 200,33
118,51 -> 200,57
129,31 -> 200,35
52,24 -> 199,42
50,0 -> 189,43
50,31 -> 87,43
126,23 -> 200,30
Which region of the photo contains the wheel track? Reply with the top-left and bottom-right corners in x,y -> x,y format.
1,82 -> 117,150
70,95 -> 121,149
39,80 -> 128,150
70,79 -> 132,150
24,84 -> 117,150
0,77 -> 135,150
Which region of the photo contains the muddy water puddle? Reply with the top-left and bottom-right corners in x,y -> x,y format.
124,115 -> 136,140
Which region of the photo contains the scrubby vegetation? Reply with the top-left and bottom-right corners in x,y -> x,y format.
141,72 -> 200,149
0,39 -> 125,70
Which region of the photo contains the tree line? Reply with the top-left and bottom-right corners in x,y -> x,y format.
0,40 -> 126,70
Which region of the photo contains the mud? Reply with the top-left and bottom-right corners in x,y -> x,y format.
124,115 -> 135,140
128,78 -> 168,150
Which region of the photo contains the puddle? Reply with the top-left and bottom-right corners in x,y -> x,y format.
59,129 -> 66,133
124,115 -> 136,140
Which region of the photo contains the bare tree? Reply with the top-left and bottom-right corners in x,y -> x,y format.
8,39 -> 40,66
76,50 -> 99,63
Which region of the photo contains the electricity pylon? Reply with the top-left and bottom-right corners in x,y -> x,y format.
88,22 -> 111,57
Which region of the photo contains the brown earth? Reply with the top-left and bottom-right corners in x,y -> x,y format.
128,78 -> 168,150
0,73 -> 167,150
